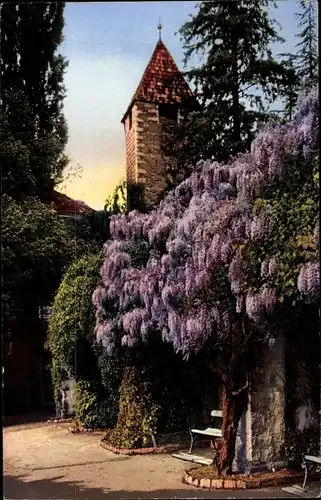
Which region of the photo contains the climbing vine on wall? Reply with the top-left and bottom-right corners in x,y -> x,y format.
47,252 -> 124,426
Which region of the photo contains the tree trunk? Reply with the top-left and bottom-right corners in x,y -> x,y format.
228,1 -> 241,153
216,382 -> 248,476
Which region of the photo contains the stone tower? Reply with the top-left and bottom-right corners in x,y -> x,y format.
121,38 -> 194,211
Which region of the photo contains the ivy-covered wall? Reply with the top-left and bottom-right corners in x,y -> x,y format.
48,252 -> 123,427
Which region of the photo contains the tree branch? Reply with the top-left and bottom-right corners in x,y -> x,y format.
239,318 -> 253,352
232,381 -> 249,397
205,360 -> 229,385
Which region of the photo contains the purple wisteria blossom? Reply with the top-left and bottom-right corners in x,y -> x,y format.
298,262 -> 320,296
313,221 -> 319,247
261,259 -> 269,279
92,86 -> 319,355
245,293 -> 264,322
250,216 -> 266,242
260,285 -> 277,315
228,256 -> 246,294
268,258 -> 278,278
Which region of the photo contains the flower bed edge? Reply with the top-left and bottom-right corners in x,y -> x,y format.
100,439 -> 180,455
183,469 -> 321,490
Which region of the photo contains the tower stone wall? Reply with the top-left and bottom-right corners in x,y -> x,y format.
135,101 -> 166,208
124,106 -> 137,187
125,100 -> 179,209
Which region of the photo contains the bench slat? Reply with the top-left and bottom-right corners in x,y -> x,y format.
211,410 -> 222,418
304,455 -> 321,464
191,427 -> 222,437
172,452 -> 212,466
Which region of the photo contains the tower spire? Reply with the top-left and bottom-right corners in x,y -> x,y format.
157,18 -> 162,41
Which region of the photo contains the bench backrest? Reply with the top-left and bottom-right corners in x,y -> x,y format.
211,410 -> 222,418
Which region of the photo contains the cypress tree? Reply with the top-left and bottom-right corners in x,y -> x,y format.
0,2 -> 69,199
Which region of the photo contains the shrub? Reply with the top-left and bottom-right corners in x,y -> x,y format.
105,364 -> 160,449
75,380 -> 99,428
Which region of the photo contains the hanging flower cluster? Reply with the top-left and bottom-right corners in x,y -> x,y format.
93,87 -> 319,356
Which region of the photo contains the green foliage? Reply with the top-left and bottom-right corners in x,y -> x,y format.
245,151 -> 319,305
277,54 -> 300,122
141,342 -> 220,432
2,195 -> 86,333
127,239 -> 150,269
48,252 -> 101,380
1,3 -> 69,199
294,0 -> 318,89
105,365 -> 160,449
166,0 -> 294,179
85,210 -> 111,247
75,381 -> 99,429
279,1 -> 318,121
93,343 -> 124,428
127,183 -> 148,213
48,252 -> 124,428
104,179 -> 127,214
0,90 -> 36,198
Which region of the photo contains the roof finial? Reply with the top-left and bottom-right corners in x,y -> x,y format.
157,18 -> 162,41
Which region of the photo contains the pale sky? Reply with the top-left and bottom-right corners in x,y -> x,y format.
59,1 -> 301,211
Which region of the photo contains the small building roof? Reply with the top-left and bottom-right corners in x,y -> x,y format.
121,39 -> 194,123
50,190 -> 95,216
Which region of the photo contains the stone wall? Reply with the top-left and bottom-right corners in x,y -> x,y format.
124,106 -> 137,187
233,337 -> 287,473
134,101 -> 167,208
250,337 -> 287,471
159,113 -> 179,188
124,101 -> 179,210
55,377 -> 76,418
233,331 -> 320,473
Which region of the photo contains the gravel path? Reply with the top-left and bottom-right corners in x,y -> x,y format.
3,420 -> 315,499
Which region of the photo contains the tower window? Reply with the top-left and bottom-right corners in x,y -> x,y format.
159,103 -> 178,122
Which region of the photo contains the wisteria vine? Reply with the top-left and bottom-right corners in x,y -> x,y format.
93,87 -> 319,356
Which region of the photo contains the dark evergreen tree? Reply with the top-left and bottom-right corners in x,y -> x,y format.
277,1 -> 318,123
278,53 -> 300,121
166,0 -> 294,180
294,0 -> 318,88
296,0 -> 318,87
0,2 -> 68,199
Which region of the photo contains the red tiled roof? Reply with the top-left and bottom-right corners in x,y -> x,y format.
122,40 -> 194,122
50,190 -> 95,216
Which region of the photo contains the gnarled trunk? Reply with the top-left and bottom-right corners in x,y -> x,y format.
216,382 -> 248,476
205,318 -> 253,476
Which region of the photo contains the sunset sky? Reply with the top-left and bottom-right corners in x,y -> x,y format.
59,1 -> 301,210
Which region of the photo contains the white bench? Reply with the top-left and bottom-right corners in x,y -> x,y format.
302,454 -> 321,489
189,410 -> 223,454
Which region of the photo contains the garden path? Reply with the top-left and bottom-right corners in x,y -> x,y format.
3,419 -> 318,499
